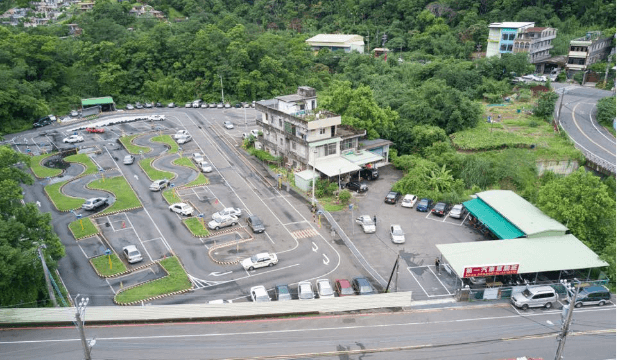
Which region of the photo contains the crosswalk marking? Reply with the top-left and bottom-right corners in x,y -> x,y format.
290,228 -> 319,240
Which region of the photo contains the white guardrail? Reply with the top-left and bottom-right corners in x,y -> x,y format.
0,292 -> 412,325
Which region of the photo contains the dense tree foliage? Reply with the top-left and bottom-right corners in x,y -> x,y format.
596,96 -> 616,128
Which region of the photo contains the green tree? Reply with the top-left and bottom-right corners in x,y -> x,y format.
534,91 -> 559,120
596,96 -> 616,128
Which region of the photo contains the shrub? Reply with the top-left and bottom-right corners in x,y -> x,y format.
339,189 -> 351,204
596,96 -> 616,127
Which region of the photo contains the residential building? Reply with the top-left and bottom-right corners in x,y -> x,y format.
79,2 -> 94,11
566,31 -> 613,76
129,4 -> 165,19
255,87 -> 382,180
305,34 -> 365,54
512,27 -> 557,73
486,22 -> 535,58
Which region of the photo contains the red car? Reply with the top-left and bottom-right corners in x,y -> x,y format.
334,279 -> 355,297
86,127 -> 104,133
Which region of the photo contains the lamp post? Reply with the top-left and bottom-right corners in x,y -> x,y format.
75,294 -> 95,360
311,148 -> 318,206
219,75 -> 224,104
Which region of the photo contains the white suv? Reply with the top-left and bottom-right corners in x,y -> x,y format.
511,286 -> 557,310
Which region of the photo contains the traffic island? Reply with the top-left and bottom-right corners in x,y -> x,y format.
87,176 -> 142,216
138,157 -> 176,181
182,217 -> 210,237
44,180 -> 85,211
69,217 -> 99,239
151,134 -> 178,154
206,229 -> 255,265
90,253 -> 127,277
29,152 -> 62,178
64,153 -> 99,175
119,134 -> 151,155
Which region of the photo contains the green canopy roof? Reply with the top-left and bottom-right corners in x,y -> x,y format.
81,97 -> 114,106
463,198 -> 525,239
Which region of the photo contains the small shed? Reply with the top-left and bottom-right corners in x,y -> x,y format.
295,170 -> 318,192
81,97 -> 115,112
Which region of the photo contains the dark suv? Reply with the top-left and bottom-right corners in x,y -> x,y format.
431,202 -> 449,216
352,277 -> 375,295
247,215 -> 265,233
384,191 -> 401,204
33,116 -> 53,128
346,181 -> 368,193
571,285 -> 611,308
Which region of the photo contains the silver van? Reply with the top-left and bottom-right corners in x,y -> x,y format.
511,285 -> 557,310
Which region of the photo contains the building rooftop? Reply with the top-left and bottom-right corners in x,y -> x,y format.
306,34 -> 364,44
524,27 -> 548,32
489,22 -> 534,29
276,94 -> 309,103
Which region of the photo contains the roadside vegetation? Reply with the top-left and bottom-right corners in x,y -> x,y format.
69,217 -> 98,239
183,217 -> 210,237
119,135 -> 150,155
29,152 -> 62,178
139,157 -> 175,181
64,153 -> 99,176
88,176 -> 141,214
44,180 -> 85,211
172,156 -> 198,170
596,96 -> 616,136
90,253 -> 127,276
114,257 -> 191,304
151,134 -> 179,154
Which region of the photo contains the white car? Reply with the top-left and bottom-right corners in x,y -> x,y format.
174,130 -> 190,139
192,152 -> 205,163
207,215 -> 238,230
149,179 -> 169,191
390,224 -> 405,244
401,194 -> 418,208
355,215 -> 376,234
199,161 -> 212,173
184,102 -> 192,108
212,207 -> 242,220
123,155 -> 135,165
316,279 -> 335,298
63,135 -> 84,143
223,121 -> 234,129
70,110 -> 79,117
297,281 -> 315,300
148,114 -> 165,121
177,135 -> 192,144
169,203 -> 194,216
122,245 -> 143,264
250,129 -> 260,137
241,252 -> 278,271
201,103 -> 208,108
449,204 -> 466,219
250,285 -> 271,302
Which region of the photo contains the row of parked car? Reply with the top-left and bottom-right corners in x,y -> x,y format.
511,284 -> 611,310
250,277 -> 376,302
384,192 -> 467,219
125,101 -> 256,110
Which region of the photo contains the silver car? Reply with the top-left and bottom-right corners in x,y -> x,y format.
223,121 -> 234,129
390,224 -> 405,244
298,281 -> 315,300
511,286 -> 557,310
123,155 -> 135,165
449,204 -> 466,219
122,245 -> 143,264
82,197 -> 108,210
149,179 -> 169,191
316,279 -> 335,298
207,215 -> 238,230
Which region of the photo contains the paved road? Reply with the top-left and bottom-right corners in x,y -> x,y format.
1,303 -> 614,359
553,83 -> 616,172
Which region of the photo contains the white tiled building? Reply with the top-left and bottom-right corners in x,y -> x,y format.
305,34 -> 365,54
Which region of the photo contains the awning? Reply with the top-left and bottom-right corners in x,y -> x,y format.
341,149 -> 384,166
463,198 -> 525,239
314,156 -> 361,177
437,235 -> 609,277
81,97 -> 114,106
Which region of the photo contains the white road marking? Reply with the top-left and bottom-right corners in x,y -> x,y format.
587,103 -> 616,144
427,266 -> 453,295
312,242 -> 318,252
322,254 -> 330,265
123,214 -> 154,263
571,102 -> 615,156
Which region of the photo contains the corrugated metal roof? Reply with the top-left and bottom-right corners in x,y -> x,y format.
314,156 -> 361,177
463,198 -> 525,239
306,34 -> 364,45
489,22 -> 534,29
309,137 -> 341,147
476,190 -> 568,236
437,235 -> 608,276
81,97 -> 114,106
341,149 -> 383,166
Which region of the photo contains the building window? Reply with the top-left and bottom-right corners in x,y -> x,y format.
502,34 -> 509,41
340,138 -> 354,151
279,138 -> 283,145
507,44 -> 512,51
500,44 -> 507,51
292,141 -> 296,150
326,142 -> 337,156
265,113 -> 268,121
319,128 -> 326,135
279,119 -> 282,128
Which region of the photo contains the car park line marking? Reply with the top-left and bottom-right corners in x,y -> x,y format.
122,216 -> 154,263
282,221 -> 308,226
105,278 -> 117,294
427,266 -> 454,295
142,237 -> 163,243
30,138 -> 41,151
459,212 -> 470,226
77,243 -> 89,258
405,267 -> 430,297
209,271 -> 232,276
105,216 -> 116,231
264,231 -> 275,244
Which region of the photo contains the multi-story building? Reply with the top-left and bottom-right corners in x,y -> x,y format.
305,34 -> 365,54
255,87 -> 383,180
512,27 -> 557,73
486,22 -> 535,58
566,31 -> 613,76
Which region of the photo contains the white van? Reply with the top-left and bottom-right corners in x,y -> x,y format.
511,285 -> 557,310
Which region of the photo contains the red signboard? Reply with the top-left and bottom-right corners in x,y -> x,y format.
463,264 -> 519,278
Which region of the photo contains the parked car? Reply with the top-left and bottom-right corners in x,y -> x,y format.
316,279 -> 335,298
401,194 -> 418,208
568,285 -> 611,308
201,103 -> 208,108
297,281 -> 315,300
126,104 -> 134,110
217,103 -> 224,108
85,127 -> 104,133
169,203 -> 194,216
334,279 -> 355,297
177,135 -> 192,144
63,135 -> 84,143
155,102 -> 162,107
70,110 -> 79,117
135,102 -> 143,109
184,102 -> 192,108
511,286 -> 557,310
208,215 -> 238,230
431,202 -> 449,216
223,121 -> 234,129
82,197 -> 108,210
234,103 -> 242,108
122,245 -> 143,264
192,153 -> 205,163
247,215 -> 265,233
449,204 -> 466,219
360,168 -> 379,180
33,115 -> 54,128
224,102 -> 231,108
346,181 -> 368,193
275,284 -> 292,301
199,161 -> 213,173
384,191 -> 401,204
174,130 -> 190,139
241,252 -> 278,271
390,224 -> 405,244
145,102 -> 153,108
167,102 -> 175,108
355,215 -> 376,234
416,198 -> 433,212
250,129 -> 260,137
149,179 -> 169,191
352,277 -> 375,295
123,155 -> 135,165
213,207 -> 242,220
250,286 -> 271,302
209,103 -> 217,108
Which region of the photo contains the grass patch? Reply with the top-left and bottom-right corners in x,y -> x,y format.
69,217 -> 98,238
45,180 -> 85,211
30,152 -> 62,178
172,156 -> 198,170
320,197 -> 346,212
64,153 -> 99,175
114,256 -> 191,304
119,135 -> 151,155
88,176 -> 141,214
91,253 -> 127,276
139,157 -> 175,181
162,188 -> 179,204
185,173 -> 209,187
151,134 -> 178,154
183,217 -> 210,237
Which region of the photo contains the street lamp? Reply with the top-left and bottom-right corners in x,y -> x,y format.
75,294 -> 95,360
311,148 -> 318,206
219,75 -> 224,104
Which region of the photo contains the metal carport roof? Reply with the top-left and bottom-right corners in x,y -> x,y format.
463,197 -> 525,239
314,156 -> 361,177
436,235 -> 608,277
81,97 -> 114,106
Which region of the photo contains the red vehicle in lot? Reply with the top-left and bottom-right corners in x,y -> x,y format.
85,127 -> 104,133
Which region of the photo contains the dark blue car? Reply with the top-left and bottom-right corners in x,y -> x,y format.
416,198 -> 433,212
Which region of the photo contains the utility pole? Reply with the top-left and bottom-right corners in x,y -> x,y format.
219,75 -> 224,104
555,88 -> 566,132
385,254 -> 400,293
555,284 -> 579,360
37,245 -> 58,307
75,295 -> 95,360
603,49 -> 614,88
